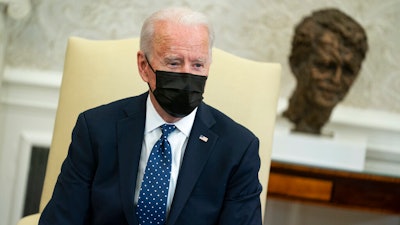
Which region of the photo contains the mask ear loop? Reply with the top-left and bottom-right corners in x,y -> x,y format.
144,55 -> 157,74
144,54 -> 157,93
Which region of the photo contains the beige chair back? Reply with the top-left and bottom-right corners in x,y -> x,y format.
39,37 -> 281,222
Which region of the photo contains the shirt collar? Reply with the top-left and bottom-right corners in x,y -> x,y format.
145,95 -> 197,137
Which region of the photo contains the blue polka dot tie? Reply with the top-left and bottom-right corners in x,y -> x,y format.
136,124 -> 176,225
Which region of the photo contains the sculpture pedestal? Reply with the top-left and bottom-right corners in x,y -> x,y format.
271,126 -> 367,171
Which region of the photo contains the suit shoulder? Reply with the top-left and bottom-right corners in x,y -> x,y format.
82,92 -> 147,118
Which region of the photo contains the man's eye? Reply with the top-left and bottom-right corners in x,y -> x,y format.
169,62 -> 179,67
194,63 -> 204,68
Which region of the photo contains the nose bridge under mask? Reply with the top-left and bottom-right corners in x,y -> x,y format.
156,71 -> 206,92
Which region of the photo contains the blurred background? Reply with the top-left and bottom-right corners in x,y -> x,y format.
0,0 -> 399,225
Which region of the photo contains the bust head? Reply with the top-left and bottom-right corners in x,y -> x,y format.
283,8 -> 368,134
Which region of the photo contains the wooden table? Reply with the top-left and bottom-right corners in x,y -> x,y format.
267,160 -> 400,214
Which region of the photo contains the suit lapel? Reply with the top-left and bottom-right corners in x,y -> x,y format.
117,94 -> 147,225
167,103 -> 218,225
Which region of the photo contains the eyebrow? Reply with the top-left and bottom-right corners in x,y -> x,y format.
163,56 -> 207,64
164,54 -> 180,59
192,58 -> 207,63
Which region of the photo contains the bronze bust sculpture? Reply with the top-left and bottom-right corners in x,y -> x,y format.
283,8 -> 368,135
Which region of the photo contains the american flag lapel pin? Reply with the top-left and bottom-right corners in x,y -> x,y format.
199,135 -> 208,142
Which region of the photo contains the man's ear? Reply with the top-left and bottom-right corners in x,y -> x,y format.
137,51 -> 149,82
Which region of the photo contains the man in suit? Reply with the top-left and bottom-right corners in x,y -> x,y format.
39,7 -> 262,225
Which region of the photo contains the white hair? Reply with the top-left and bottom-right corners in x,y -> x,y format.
140,7 -> 215,58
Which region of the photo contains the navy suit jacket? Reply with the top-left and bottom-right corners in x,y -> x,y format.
40,92 -> 262,225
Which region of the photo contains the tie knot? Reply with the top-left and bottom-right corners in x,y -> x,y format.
161,124 -> 176,138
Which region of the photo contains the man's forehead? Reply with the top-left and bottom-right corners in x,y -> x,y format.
152,35 -> 210,58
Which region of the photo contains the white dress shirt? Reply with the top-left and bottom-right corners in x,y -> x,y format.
134,96 -> 197,215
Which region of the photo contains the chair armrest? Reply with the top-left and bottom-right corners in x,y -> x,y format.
17,213 -> 40,225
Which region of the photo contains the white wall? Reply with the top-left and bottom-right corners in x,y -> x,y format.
3,0 -> 400,114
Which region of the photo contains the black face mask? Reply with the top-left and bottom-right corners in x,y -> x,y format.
146,56 -> 207,118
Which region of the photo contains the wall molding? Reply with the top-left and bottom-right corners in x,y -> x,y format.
1,67 -> 61,110
9,131 -> 51,225
3,67 -> 399,131
0,67 -> 59,225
